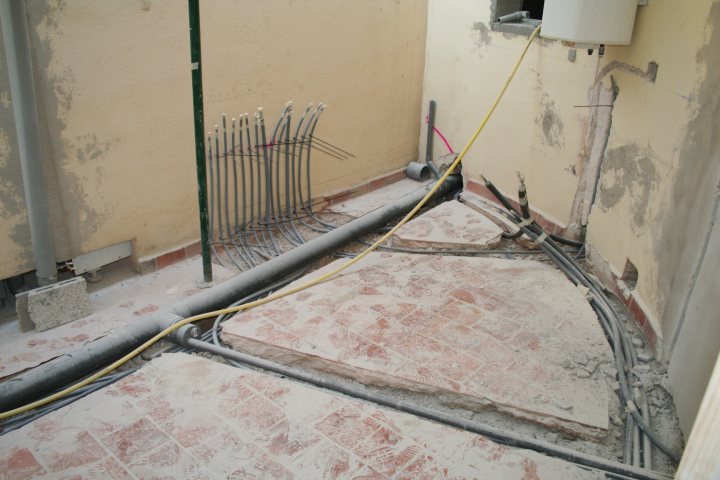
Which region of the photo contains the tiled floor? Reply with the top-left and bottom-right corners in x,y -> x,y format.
391,200 -> 504,249
458,192 -> 522,236
328,179 -> 428,218
222,252 -> 614,438
0,258 -> 235,380
0,353 -> 605,479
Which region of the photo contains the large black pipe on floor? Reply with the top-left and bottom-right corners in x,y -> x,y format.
0,176 -> 462,412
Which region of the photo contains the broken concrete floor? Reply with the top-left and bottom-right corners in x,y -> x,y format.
0,353 -> 606,479
391,200 -> 504,249
222,252 -> 614,439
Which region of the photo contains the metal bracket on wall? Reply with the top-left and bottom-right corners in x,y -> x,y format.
67,240 -> 133,275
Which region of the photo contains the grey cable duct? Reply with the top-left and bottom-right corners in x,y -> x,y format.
179,337 -> 671,480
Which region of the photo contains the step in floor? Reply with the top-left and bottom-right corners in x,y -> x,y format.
222,252 -> 614,439
391,200 -> 504,249
0,353 -> 605,479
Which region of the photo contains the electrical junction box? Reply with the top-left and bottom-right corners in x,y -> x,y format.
540,0 -> 639,46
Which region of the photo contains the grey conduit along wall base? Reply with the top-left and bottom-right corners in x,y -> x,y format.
0,175 -> 462,412
182,338 -> 671,480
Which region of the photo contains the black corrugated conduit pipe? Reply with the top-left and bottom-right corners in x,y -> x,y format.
0,175 -> 462,412
481,175 -> 681,465
516,172 -> 584,248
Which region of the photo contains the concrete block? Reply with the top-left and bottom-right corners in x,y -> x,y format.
19,277 -> 92,331
15,291 -> 33,332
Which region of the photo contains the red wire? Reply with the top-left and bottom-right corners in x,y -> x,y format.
425,115 -> 455,154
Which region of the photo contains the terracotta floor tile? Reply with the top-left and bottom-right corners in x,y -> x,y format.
0,447 -> 45,480
101,417 -> 170,465
222,252 -> 612,436
190,426 -> 260,477
352,423 -> 419,477
314,405 -> 381,450
287,439 -> 365,479
162,413 -> 223,449
227,452 -> 294,479
39,430 -> 106,473
224,393 -> 286,431
128,441 -> 211,479
0,354 -> 605,479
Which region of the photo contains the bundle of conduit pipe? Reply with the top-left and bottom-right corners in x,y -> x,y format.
481,172 -> 679,470
206,102 -> 359,272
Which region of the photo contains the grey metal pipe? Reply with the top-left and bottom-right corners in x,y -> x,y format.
183,338 -> 671,480
0,0 -> 57,286
0,175 -> 462,412
405,161 -> 430,181
425,100 -> 441,179
497,11 -> 529,23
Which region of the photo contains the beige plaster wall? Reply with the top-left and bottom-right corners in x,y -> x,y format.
421,0 -> 720,434
0,0 -> 427,279
421,0 -> 600,225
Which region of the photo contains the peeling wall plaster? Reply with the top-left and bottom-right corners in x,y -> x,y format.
597,143 -> 658,230
537,95 -> 564,149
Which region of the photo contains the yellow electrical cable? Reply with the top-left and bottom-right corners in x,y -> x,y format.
0,25 -> 541,421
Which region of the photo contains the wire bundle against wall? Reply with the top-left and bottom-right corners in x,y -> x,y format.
206,102 -> 355,271
480,174 -> 679,468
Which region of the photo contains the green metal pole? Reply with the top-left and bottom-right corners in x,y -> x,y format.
188,0 -> 212,283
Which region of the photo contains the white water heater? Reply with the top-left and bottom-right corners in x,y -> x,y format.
540,0 -> 639,46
